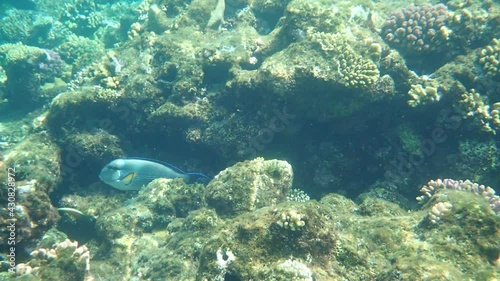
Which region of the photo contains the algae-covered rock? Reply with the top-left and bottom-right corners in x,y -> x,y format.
196,200 -> 337,280
0,43 -> 49,105
4,133 -> 61,194
96,178 -> 204,240
182,208 -> 221,232
40,161 -> 500,281
136,178 -> 204,218
13,239 -> 91,281
205,157 -> 293,217
96,203 -> 155,240
46,86 -> 124,135
418,189 -> 500,265
0,187 -> 59,250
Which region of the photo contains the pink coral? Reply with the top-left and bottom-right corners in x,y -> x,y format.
417,178 -> 500,214
381,4 -> 450,54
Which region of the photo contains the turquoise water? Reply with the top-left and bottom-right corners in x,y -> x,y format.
1,0 -> 500,280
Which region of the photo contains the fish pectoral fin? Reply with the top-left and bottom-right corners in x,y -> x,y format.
120,172 -> 136,185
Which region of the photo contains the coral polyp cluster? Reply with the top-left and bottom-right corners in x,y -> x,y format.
381,4 -> 450,54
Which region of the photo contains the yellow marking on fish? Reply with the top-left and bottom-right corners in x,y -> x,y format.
120,172 -> 137,185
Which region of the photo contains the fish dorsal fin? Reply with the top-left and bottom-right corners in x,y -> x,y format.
124,157 -> 187,174
185,172 -> 212,181
120,172 -> 137,185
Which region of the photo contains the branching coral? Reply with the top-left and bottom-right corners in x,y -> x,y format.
312,32 -> 379,89
417,178 -> 500,214
407,76 -> 440,107
456,89 -> 500,134
478,38 -> 500,78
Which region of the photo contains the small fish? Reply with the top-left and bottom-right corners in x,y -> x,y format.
57,207 -> 96,224
99,157 -> 211,191
57,207 -> 86,217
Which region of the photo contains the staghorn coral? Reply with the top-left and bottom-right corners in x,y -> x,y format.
381,4 -> 451,55
478,38 -> 500,78
417,178 -> 500,214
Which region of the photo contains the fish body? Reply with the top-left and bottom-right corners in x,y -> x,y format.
99,158 -> 210,191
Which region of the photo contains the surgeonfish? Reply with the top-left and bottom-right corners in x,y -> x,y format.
99,157 -> 211,191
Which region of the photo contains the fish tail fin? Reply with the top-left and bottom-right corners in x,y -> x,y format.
185,172 -> 211,184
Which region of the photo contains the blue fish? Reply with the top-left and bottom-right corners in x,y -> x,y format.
99,157 -> 210,191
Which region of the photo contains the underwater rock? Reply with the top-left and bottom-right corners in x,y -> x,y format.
0,43 -> 51,105
96,178 -> 204,240
205,157 -> 293,217
417,178 -> 500,214
4,134 -> 61,194
0,187 -> 59,250
14,239 -> 91,281
147,4 -> 170,33
136,178 -> 204,218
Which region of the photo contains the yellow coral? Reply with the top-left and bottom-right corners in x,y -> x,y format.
407,77 -> 440,107
457,89 -> 500,134
276,210 -> 306,231
478,38 -> 500,78
312,32 -> 380,89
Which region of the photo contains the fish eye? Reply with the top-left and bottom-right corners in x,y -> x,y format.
108,165 -> 119,170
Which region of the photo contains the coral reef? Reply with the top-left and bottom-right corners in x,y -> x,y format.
448,2 -> 493,49
311,32 -> 380,89
0,43 -> 64,104
2,156 -> 500,280
205,158 -> 293,217
429,201 -> 453,224
381,4 -> 451,55
2,0 -> 500,279
407,76 -> 440,107
456,88 -> 500,134
417,178 -> 500,214
478,38 -> 500,78
14,239 -> 91,281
